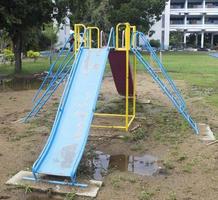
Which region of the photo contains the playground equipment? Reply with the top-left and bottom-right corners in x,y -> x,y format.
24,23 -> 199,186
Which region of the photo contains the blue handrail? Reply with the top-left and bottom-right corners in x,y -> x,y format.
131,31 -> 186,108
24,52 -> 76,122
33,34 -> 74,102
107,27 -> 115,48
130,31 -> 199,134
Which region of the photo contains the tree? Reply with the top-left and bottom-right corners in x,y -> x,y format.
0,30 -> 11,50
42,23 -> 58,64
169,32 -> 183,48
0,0 -> 67,73
68,0 -> 166,33
108,0 -> 166,32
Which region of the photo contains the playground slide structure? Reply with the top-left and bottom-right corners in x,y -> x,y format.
25,23 -> 199,186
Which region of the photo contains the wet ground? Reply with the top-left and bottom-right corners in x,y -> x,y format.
0,77 -> 42,91
0,73 -> 218,200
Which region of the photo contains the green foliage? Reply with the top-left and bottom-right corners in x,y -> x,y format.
0,0 -> 67,72
149,39 -> 160,48
27,50 -> 40,62
169,32 -> 183,48
0,30 -> 11,50
64,191 -> 76,200
186,33 -> 197,48
68,0 -> 166,32
131,128 -> 146,141
168,191 -> 177,200
108,0 -> 166,32
3,49 -> 14,64
42,23 -> 58,46
139,190 -> 154,200
22,27 -> 51,52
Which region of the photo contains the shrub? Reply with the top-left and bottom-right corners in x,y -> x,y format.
27,50 -> 40,62
149,39 -> 160,48
3,49 -> 14,64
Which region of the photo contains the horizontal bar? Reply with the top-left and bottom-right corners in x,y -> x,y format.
94,113 -> 133,117
115,48 -> 127,51
91,125 -> 126,129
128,115 -> 136,127
23,177 -> 88,188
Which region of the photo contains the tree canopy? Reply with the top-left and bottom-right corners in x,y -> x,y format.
67,0 -> 166,32
0,0 -> 67,73
0,0 -> 166,73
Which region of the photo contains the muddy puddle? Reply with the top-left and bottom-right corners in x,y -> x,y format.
83,151 -> 162,180
0,77 -> 42,91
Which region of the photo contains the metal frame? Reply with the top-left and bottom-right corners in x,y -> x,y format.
74,24 -> 86,51
131,31 -> 199,134
90,23 -> 136,131
87,27 -> 100,48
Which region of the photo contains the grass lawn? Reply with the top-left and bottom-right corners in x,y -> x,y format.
0,54 -> 72,75
1,51 -> 218,106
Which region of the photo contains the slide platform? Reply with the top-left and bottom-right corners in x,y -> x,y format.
32,47 -> 109,181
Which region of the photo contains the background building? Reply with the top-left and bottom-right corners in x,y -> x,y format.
55,16 -> 71,49
150,0 -> 218,49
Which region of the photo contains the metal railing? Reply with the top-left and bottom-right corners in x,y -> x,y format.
32,35 -> 74,103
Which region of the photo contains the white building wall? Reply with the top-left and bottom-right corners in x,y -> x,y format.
149,0 -> 218,49
55,17 -> 71,49
149,0 -> 171,49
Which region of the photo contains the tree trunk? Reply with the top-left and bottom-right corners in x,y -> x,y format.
12,32 -> 22,73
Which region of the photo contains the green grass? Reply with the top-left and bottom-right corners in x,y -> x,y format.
0,58 -> 50,75
139,52 -> 218,88
136,51 -> 218,108
0,54 -> 73,75
1,51 -> 218,107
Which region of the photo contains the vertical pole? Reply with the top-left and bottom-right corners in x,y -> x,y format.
125,49 -> 129,131
125,23 -> 130,131
133,54 -> 136,116
211,33 -> 214,49
97,28 -> 100,48
201,31 -> 204,48
100,31 -> 103,47
74,25 -> 77,52
195,33 -> 198,47
183,31 -> 187,48
89,29 -> 92,48
122,30 -> 125,48
159,51 -> 162,63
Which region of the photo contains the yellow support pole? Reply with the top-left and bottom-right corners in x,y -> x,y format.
115,23 -> 132,131
87,27 -> 100,48
125,23 -> 130,131
72,23 -> 137,131
74,24 -> 86,51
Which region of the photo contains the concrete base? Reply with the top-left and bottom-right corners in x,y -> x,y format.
6,171 -> 102,198
198,123 -> 216,142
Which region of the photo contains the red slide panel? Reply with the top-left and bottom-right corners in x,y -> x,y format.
108,50 -> 133,96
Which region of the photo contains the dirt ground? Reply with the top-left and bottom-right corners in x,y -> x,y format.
0,73 -> 218,200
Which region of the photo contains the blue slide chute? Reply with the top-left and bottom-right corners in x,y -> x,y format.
32,46 -> 110,184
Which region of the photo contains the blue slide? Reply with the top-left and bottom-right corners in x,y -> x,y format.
32,47 -> 109,185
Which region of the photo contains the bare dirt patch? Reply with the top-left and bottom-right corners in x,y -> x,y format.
0,73 -> 217,200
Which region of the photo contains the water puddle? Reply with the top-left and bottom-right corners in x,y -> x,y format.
85,151 -> 161,181
0,77 -> 42,91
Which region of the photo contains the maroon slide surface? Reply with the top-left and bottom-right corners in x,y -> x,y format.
108,50 -> 133,96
